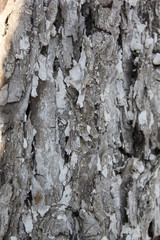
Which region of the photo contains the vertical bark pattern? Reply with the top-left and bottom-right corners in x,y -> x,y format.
0,0 -> 160,239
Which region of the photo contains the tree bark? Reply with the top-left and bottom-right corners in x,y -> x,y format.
0,0 -> 160,239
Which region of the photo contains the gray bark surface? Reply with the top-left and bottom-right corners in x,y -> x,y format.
0,0 -> 160,239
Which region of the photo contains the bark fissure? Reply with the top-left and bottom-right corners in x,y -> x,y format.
0,0 -> 160,239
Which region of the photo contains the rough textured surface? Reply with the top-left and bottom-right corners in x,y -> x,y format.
0,0 -> 160,239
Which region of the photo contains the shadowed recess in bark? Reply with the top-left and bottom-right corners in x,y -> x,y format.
148,219 -> 154,238
26,102 -> 31,119
25,190 -> 33,207
81,3 -> 95,36
152,147 -> 160,156
132,123 -> 145,157
130,51 -> 139,80
120,182 -> 129,224
30,135 -> 36,171
53,56 -> 60,77
0,168 -> 6,187
40,45 -> 48,57
117,26 -> 122,49
66,86 -> 79,104
54,4 -> 63,32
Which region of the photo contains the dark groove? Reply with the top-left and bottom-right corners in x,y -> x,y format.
81,3 -> 95,36
54,4 -> 63,31
26,102 -> 31,119
53,57 -> 60,77
40,45 -> 48,57
24,191 -> 33,207
118,147 -> 132,158
132,123 -> 145,157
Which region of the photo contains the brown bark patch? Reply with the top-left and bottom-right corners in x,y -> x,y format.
34,190 -> 43,205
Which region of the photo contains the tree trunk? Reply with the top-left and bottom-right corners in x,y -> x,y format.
0,0 -> 160,239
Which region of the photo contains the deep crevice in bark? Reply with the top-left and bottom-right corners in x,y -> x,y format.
53,56 -> 60,77
132,123 -> 145,157
54,4 -> 63,32
26,102 -> 31,120
30,135 -> 36,171
81,3 -> 95,36
40,45 -> 48,57
24,190 -> 33,208
148,219 -> 154,238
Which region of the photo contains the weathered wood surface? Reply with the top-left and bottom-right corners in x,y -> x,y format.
0,0 -> 160,239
